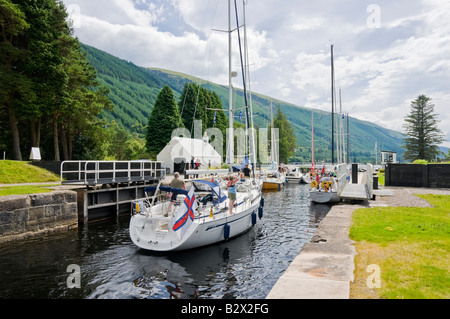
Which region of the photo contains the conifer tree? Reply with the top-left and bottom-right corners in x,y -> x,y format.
273,105 -> 298,163
146,85 -> 183,157
179,83 -> 207,133
402,95 -> 444,162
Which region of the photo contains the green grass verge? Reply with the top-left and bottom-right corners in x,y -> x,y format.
377,172 -> 385,186
0,161 -> 59,184
350,194 -> 450,299
0,185 -> 58,196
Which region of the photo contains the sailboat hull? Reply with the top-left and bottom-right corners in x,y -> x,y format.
262,181 -> 284,190
309,190 -> 340,203
130,186 -> 262,252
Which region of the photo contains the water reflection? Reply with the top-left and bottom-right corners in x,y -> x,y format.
0,184 -> 330,299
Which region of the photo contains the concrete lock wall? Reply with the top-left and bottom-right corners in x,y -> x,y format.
0,191 -> 78,244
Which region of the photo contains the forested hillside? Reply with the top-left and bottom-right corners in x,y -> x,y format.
81,44 -> 406,163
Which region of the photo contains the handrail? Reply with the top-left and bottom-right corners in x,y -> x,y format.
365,163 -> 374,199
61,160 -> 166,185
336,163 -> 350,195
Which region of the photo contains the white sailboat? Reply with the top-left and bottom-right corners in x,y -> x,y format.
129,179 -> 263,251
129,0 -> 263,252
262,102 -> 286,190
309,45 -> 344,204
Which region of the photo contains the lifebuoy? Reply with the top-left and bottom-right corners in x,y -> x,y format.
311,180 -> 318,188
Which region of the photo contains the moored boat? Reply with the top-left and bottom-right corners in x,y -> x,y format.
129,178 -> 263,251
285,166 -> 303,184
309,176 -> 339,203
262,176 -> 286,190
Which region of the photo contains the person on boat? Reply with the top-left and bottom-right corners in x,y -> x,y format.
167,172 -> 186,215
227,175 -> 239,215
195,159 -> 200,178
243,164 -> 251,178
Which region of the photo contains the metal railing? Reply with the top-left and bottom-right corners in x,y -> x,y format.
336,163 -> 351,195
365,163 -> 374,199
60,160 -> 166,185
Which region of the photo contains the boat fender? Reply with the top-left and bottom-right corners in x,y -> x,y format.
134,202 -> 140,214
252,212 -> 257,225
258,206 -> 263,219
224,224 -> 230,240
260,197 -> 265,207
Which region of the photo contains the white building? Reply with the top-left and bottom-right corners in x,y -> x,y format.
381,151 -> 397,165
157,137 -> 222,174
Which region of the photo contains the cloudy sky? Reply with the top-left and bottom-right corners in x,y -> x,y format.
62,0 -> 450,148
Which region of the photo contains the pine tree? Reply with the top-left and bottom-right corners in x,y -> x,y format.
178,83 -> 207,133
0,0 -> 31,160
146,85 -> 183,157
402,95 -> 444,162
273,105 -> 297,163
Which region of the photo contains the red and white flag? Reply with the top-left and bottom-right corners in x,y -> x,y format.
172,187 -> 197,241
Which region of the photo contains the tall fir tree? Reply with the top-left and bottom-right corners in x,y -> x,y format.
273,105 -> 297,163
0,0 -> 112,160
178,83 -> 207,134
402,95 -> 444,162
0,0 -> 31,160
146,85 -> 183,157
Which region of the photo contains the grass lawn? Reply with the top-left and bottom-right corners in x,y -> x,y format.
0,160 -> 60,195
377,171 -> 385,186
349,194 -> 450,299
0,184 -> 59,196
0,160 -> 59,184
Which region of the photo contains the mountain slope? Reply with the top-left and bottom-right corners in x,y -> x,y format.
81,43 -> 406,163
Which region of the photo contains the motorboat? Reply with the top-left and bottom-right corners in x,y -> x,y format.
285,167 -> 303,184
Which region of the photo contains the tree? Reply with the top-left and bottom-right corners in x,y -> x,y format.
58,34 -> 113,160
146,85 -> 183,157
0,0 -> 31,160
178,83 -> 207,133
273,105 -> 297,163
1,0 -> 113,161
402,95 -> 444,162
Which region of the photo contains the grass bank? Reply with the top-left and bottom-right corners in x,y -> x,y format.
349,194 -> 449,299
0,161 -> 60,196
0,161 -> 59,184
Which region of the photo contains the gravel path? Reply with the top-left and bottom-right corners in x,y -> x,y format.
373,186 -> 450,207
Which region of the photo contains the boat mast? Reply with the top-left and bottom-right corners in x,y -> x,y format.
347,112 -> 350,163
227,0 -> 234,166
243,0 -> 257,177
312,112 -> 315,167
331,44 -> 335,165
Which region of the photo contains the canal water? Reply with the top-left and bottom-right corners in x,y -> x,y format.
0,184 -> 330,299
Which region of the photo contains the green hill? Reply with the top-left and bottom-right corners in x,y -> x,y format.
81,43 -> 406,163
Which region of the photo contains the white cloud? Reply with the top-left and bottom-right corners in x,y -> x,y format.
63,0 -> 450,148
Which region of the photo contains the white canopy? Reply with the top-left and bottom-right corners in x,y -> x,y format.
157,137 -> 222,174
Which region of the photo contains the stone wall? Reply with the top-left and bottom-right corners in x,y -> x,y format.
0,191 -> 78,244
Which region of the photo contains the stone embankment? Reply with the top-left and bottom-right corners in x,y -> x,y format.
266,186 -> 450,299
0,191 -> 78,244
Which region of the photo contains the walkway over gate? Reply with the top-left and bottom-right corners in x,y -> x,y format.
60,161 -> 166,223
60,161 -> 165,186
339,164 -> 374,201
